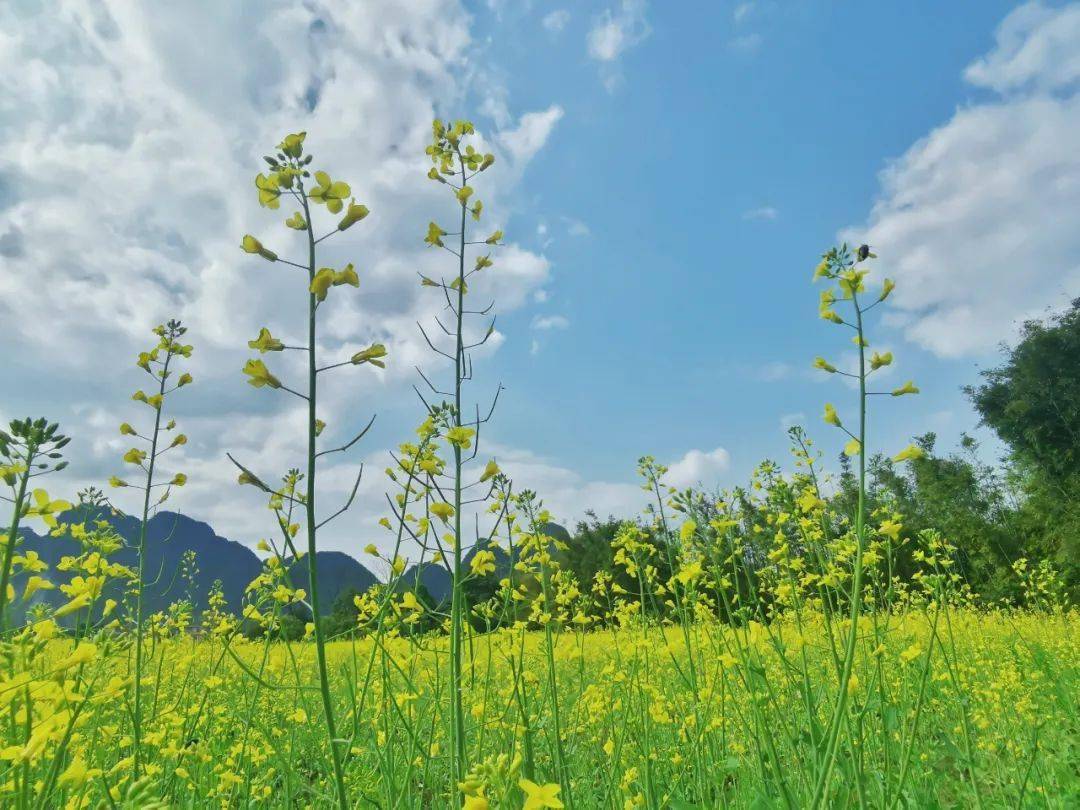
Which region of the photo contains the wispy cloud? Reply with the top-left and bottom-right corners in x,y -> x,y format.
563,217 -> 591,237
729,32 -> 763,54
543,9 -> 571,33
743,205 -> 778,221
733,2 -> 756,24
755,360 -> 792,381
532,314 -> 570,331
587,0 -> 651,91
780,412 -> 806,430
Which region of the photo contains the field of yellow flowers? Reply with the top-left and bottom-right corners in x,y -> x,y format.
6,604 -> 1076,808
2,126 -> 1078,808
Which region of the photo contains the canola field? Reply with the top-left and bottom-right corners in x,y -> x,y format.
2,127 -> 1078,809
8,606 -> 1077,808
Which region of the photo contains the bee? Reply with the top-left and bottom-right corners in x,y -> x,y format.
857,244 -> 871,261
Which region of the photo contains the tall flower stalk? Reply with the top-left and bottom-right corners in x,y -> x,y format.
110,319 -> 193,775
809,243 -> 921,807
232,131 -> 377,810
417,118 -> 502,786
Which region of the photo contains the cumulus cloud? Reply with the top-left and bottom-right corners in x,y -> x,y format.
664,447 -> 731,490
0,0 -> 565,554
845,1 -> 1080,358
492,444 -> 732,526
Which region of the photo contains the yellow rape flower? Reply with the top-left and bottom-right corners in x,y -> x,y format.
430,502 -> 455,522
310,268 -> 336,302
351,344 -> 387,368
308,171 -> 351,213
879,277 -> 896,301
425,222 -> 446,247
255,173 -> 281,209
519,779 -> 563,810
54,593 -> 91,618
870,351 -> 893,370
445,426 -> 475,449
248,328 -> 285,353
22,575 -> 53,601
892,444 -> 925,463
278,131 -> 306,158
241,234 -> 277,261
243,359 -> 281,389
338,200 -> 370,231
471,550 -> 496,577
899,642 -> 923,665
892,380 -> 919,396
58,757 -> 96,789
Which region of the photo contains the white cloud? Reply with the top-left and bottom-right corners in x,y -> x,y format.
497,105 -> 565,167
493,444 -> 731,526
742,205 -> 778,221
586,0 -> 650,90
531,314 -> 569,331
664,447 -> 731,490
963,1 -> 1080,93
0,0 -> 565,555
845,1 -> 1080,358
542,9 -> 571,33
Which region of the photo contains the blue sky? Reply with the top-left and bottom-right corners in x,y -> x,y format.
465,0 -> 1068,486
1,0 -> 1077,558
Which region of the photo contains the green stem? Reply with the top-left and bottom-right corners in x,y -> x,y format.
133,352 -> 169,776
0,464 -> 31,633
299,186 -> 349,810
448,150 -> 470,788
811,292 -> 868,808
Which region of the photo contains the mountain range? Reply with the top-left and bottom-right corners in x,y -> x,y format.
13,509 -> 568,621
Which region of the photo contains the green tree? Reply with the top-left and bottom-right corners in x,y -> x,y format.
966,299 -> 1080,483
868,434 -> 1021,601
966,299 -> 1080,589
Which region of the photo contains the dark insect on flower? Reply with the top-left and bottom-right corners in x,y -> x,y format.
858,244 -> 871,261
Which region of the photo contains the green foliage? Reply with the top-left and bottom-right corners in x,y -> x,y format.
967,299 -> 1080,483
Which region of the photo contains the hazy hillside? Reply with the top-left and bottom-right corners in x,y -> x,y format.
15,509 -> 569,620
15,509 -> 382,621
